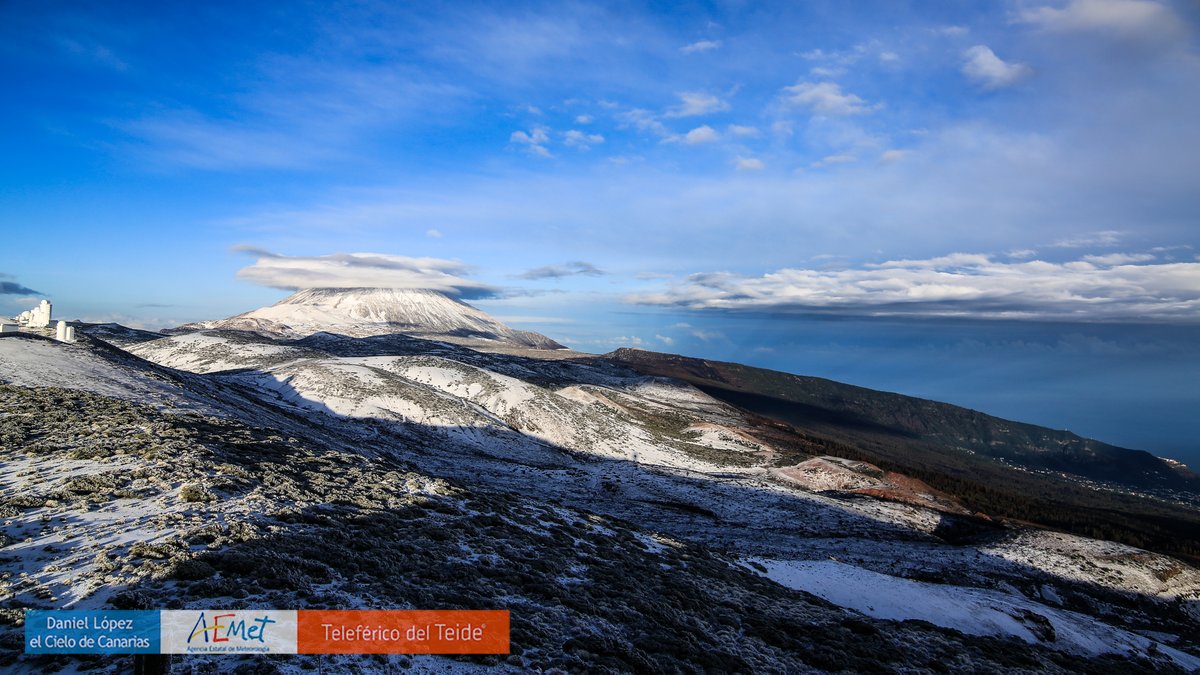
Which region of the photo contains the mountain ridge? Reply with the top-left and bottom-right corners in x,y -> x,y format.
606,346 -> 1197,491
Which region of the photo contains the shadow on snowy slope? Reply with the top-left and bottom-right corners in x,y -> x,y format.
3,391 -> 1181,674
101,329 -> 1200,637
3,331 -> 1197,672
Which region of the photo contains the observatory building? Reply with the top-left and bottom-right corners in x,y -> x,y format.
7,299 -> 73,341
16,299 -> 52,328
56,320 -> 76,343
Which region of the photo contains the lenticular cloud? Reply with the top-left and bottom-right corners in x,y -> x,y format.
233,248 -> 498,298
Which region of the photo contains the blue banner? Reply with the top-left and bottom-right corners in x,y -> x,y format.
25,610 -> 160,654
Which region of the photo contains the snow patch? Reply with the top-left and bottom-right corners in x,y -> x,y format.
744,557 -> 1199,670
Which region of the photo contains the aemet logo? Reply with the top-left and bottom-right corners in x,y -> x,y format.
28,610 -> 509,655
160,610 -> 297,654
188,612 -> 276,645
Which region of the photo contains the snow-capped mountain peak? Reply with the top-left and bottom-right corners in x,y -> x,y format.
179,287 -> 564,349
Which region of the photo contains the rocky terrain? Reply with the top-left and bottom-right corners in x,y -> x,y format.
2,290 -> 1199,672
608,348 -> 1198,492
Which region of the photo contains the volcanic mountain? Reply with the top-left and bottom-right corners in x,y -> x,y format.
178,287 -> 564,349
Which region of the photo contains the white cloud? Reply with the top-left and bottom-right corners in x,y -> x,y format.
599,335 -> 644,346
680,39 -> 722,54
880,149 -> 910,163
425,228 -> 443,238
811,154 -> 856,168
797,44 -> 874,67
962,46 -> 1033,90
873,253 -> 994,269
686,326 -> 729,341
656,334 -> 675,346
666,92 -> 730,118
232,248 -> 497,297
1050,230 -> 1122,248
608,155 -> 643,166
628,253 -> 1200,322
617,108 -> 669,136
575,114 -> 593,124
937,25 -> 970,37
879,51 -> 899,63
809,66 -> 846,78
782,81 -> 876,116
1017,0 -> 1186,41
564,129 -> 604,149
728,124 -> 761,137
510,126 -> 552,157
518,261 -> 606,279
736,157 -> 765,171
684,125 -> 719,144
1082,252 -> 1155,265
511,127 -> 549,145
1008,249 -> 1038,259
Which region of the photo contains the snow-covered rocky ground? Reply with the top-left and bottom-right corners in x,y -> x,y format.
743,557 -> 1200,669
3,330 -> 1199,672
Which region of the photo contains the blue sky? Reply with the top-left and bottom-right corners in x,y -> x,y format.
3,1 -> 1199,461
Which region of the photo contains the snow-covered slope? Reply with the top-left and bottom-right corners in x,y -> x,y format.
772,456 -> 968,513
128,330 -> 320,373
130,330 -> 1200,593
0,334 -> 219,414
744,558 -> 1200,669
5,330 -> 1200,672
180,287 -> 564,349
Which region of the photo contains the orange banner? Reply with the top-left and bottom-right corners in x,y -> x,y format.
297,610 -> 509,654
